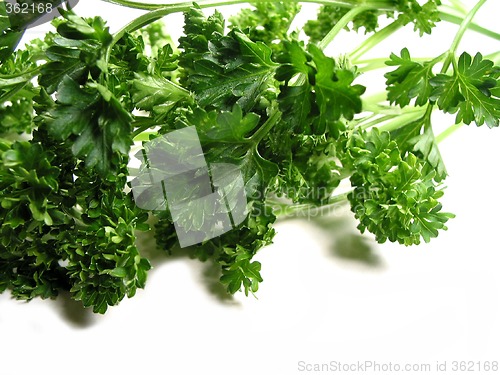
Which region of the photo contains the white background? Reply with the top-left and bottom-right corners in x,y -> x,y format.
1,1 -> 500,374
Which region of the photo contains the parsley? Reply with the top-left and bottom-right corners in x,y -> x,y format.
0,0 -> 498,313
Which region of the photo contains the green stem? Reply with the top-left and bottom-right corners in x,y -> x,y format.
101,0 -> 397,12
0,66 -> 42,86
271,191 -> 351,218
358,114 -> 396,130
441,0 -> 488,73
131,118 -> 159,138
436,123 -> 463,143
447,0 -> 468,15
377,110 -> 426,132
357,56 -> 444,72
439,11 -> 500,41
350,19 -> 403,62
289,6 -> 370,85
105,7 -> 177,62
318,5 -> 372,50
362,91 -> 388,106
250,109 -> 281,146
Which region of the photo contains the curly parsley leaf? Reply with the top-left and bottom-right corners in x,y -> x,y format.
39,10 -> 112,93
179,6 -> 278,112
345,128 -> 453,245
229,1 -> 301,47
0,135 -> 150,313
0,46 -> 41,134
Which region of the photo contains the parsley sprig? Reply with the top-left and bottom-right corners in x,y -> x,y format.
1,0 -> 498,313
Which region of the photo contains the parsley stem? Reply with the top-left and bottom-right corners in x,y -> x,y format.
131,118 -> 159,138
318,5 -> 372,50
441,0 -> 488,73
377,110 -> 426,132
436,123 -> 463,143
356,56 -> 439,72
358,107 -> 425,131
0,66 -> 42,86
101,0 -> 396,12
358,114 -> 396,130
250,109 -> 281,146
447,0 -> 468,15
439,11 -> 500,41
349,19 -> 403,62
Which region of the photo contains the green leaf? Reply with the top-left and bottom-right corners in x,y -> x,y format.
229,2 -> 301,47
0,29 -> 24,64
430,52 -> 500,128
389,115 -> 447,182
275,41 -> 364,136
278,84 -> 313,134
0,2 -> 9,31
179,7 -> 278,112
345,128 -> 453,245
220,260 -> 263,295
201,105 -> 260,142
109,267 -> 127,278
385,48 -> 437,107
132,73 -> 192,115
410,124 -> 447,181
39,11 -> 112,93
395,0 -> 442,36
174,105 -> 279,197
309,44 -> 365,130
47,76 -> 132,175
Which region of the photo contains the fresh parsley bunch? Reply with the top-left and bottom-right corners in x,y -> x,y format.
0,0 -> 498,313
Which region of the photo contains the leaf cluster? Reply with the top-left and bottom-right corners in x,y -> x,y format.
386,48 -> 500,128
344,128 -> 454,245
304,0 -> 442,43
0,1 -> 498,313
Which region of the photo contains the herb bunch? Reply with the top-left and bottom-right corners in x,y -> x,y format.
0,0 -> 498,313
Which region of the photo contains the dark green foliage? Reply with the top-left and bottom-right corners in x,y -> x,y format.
344,128 -> 454,245
0,135 -> 150,313
0,0 -> 497,313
